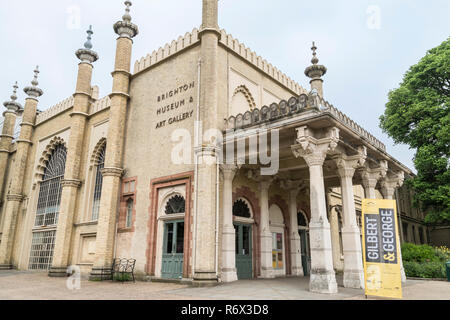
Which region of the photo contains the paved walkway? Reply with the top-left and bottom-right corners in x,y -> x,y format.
0,271 -> 448,300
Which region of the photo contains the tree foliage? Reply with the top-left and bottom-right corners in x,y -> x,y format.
380,38 -> 450,224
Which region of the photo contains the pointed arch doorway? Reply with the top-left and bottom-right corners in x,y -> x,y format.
233,198 -> 254,280
161,195 -> 185,279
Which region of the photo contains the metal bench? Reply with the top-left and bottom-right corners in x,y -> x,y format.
111,258 -> 136,283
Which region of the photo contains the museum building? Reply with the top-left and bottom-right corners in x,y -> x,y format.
0,1 -> 413,293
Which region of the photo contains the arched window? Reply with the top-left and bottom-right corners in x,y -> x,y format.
91,145 -> 106,221
297,211 -> 308,228
233,199 -> 251,218
35,144 -> 67,227
126,198 -> 134,228
165,195 -> 185,214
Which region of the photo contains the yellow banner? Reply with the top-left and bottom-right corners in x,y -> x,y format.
362,199 -> 402,299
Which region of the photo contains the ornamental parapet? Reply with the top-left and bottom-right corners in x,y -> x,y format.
224,93 -> 386,153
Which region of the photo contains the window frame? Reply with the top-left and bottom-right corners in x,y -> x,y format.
90,145 -> 106,221
118,177 -> 137,233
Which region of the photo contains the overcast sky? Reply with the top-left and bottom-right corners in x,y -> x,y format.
1,0 -> 449,172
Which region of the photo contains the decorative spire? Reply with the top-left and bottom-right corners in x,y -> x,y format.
84,25 -> 94,50
113,1 -> 139,39
11,82 -> 18,102
123,1 -> 132,22
3,82 -> 23,114
76,25 -> 99,63
304,42 -> 327,97
24,66 -> 44,99
311,42 -> 319,65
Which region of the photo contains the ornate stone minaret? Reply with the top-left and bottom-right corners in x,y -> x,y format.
0,83 -> 22,201
305,42 -> 327,97
90,1 -> 138,280
192,0 -> 221,285
49,26 -> 99,277
0,67 -> 43,269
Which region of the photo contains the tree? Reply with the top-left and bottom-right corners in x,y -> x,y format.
380,38 -> 450,224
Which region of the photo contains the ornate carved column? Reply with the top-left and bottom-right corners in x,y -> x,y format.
0,83 -> 22,201
258,178 -> 274,279
280,180 -> 305,276
332,147 -> 366,289
380,171 -> 407,282
291,126 -> 338,293
220,164 -> 239,282
49,27 -> 99,277
0,68 -> 42,269
328,203 -> 343,271
90,2 -> 138,280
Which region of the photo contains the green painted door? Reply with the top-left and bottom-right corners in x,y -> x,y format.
235,223 -> 253,279
162,220 -> 184,279
299,229 -> 310,276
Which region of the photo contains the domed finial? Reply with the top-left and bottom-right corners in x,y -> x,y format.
76,25 -> 99,63
304,42 -> 327,98
24,66 -> 44,98
123,1 -> 132,22
84,25 -> 94,50
114,1 -> 139,38
3,82 -> 23,114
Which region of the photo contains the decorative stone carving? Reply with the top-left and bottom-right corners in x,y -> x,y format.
380,171 -> 405,199
101,167 -> 124,178
291,126 -> 340,167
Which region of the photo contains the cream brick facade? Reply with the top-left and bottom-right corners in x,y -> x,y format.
0,1 -> 417,293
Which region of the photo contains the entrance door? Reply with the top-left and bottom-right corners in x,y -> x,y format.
161,220 -> 184,279
234,223 -> 252,279
299,229 -> 311,276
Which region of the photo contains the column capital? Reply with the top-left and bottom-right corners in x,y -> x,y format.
220,164 -> 240,181
380,171 -> 405,199
291,126 -> 340,167
101,167 -> 124,178
246,169 -> 274,190
359,160 -> 388,185
6,194 -> 24,202
279,179 -> 307,197
61,179 -> 82,188
333,146 -> 367,179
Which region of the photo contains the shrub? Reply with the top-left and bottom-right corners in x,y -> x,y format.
401,243 -> 440,263
404,261 -> 446,279
434,246 -> 450,262
113,273 -> 133,282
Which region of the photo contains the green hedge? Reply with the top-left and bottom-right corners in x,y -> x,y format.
401,243 -> 449,279
403,261 -> 446,279
401,243 -> 440,263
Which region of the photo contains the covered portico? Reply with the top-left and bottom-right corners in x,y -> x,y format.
219,83 -> 408,293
